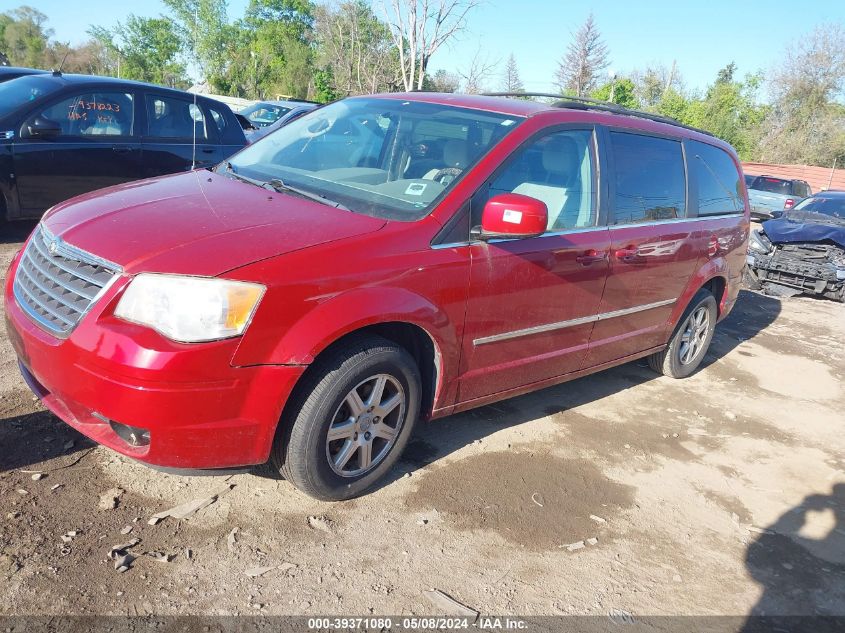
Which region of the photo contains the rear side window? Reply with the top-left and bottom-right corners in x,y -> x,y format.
146,95 -> 208,140
794,181 -> 811,198
609,132 -> 686,224
688,141 -> 744,215
751,177 -> 791,195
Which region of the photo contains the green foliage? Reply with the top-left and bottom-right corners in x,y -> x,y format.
422,68 -> 460,93
591,78 -> 637,109
90,16 -> 188,88
0,6 -> 52,68
313,67 -> 341,103
161,0 -> 231,86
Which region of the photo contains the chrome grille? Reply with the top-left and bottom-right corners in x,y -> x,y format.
13,225 -> 120,336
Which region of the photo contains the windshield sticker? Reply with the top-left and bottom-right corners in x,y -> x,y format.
501,119 -> 516,126
405,182 -> 427,196
503,209 -> 523,224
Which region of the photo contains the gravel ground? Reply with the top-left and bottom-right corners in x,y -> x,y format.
1,222 -> 844,622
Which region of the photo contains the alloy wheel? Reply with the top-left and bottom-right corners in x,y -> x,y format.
325,374 -> 406,477
678,306 -> 710,365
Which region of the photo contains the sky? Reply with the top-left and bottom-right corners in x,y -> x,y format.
15,0 -> 845,94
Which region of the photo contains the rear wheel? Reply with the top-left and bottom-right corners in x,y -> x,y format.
648,289 -> 717,378
272,335 -> 420,501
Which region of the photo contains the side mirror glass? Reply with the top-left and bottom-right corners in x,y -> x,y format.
477,193 -> 548,240
24,116 -> 62,139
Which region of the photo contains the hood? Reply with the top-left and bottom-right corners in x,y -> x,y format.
762,216 -> 845,250
42,171 -> 386,276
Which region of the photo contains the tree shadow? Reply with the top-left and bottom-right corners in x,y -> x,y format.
741,483 -> 845,631
0,406 -> 94,472
1,220 -> 37,245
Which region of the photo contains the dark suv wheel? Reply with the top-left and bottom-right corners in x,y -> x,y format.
648,289 -> 717,379
272,334 -> 421,501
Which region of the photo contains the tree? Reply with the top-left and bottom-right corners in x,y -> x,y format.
0,6 -> 52,68
382,0 -> 479,91
237,0 -> 316,99
315,0 -> 400,96
630,62 -> 682,108
555,13 -> 609,97
161,0 -> 231,87
756,25 -> 845,166
90,16 -> 188,87
458,48 -> 496,94
423,68 -> 460,92
591,77 -> 637,109
501,53 -> 523,93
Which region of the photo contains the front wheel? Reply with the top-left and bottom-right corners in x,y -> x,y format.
272,335 -> 421,501
648,289 -> 717,379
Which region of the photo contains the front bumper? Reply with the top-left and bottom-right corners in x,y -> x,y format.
746,250 -> 845,298
4,251 -> 305,470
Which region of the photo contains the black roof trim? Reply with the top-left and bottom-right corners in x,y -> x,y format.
482,91 -> 714,138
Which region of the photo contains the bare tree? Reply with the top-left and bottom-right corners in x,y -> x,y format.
555,13 -> 609,96
501,53 -> 523,93
458,48 -> 497,94
382,0 -> 480,91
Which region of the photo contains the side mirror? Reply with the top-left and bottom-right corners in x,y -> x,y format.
24,116 -> 62,139
770,210 -> 784,219
476,193 -> 548,240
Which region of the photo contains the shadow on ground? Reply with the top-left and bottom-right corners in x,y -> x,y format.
0,408 -> 94,472
1,220 -> 37,245
742,483 -> 845,631
252,288 -> 782,494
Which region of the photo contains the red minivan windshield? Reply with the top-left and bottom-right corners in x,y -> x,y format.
222,97 -> 523,220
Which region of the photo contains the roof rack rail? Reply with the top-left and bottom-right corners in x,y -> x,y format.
481,91 -> 714,137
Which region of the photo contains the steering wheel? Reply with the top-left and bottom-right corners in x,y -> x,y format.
430,167 -> 463,185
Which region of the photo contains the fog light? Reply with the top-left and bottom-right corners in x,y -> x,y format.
109,421 -> 151,447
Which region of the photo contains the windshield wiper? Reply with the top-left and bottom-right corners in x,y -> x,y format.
263,178 -> 351,212
220,162 -> 265,188
220,163 -> 350,212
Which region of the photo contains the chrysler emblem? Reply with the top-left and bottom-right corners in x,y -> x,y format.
48,239 -> 59,255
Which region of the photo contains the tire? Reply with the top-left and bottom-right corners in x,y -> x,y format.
272,334 -> 421,501
648,289 -> 718,379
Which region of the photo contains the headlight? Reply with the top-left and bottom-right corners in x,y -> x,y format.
114,274 -> 265,343
748,230 -> 772,254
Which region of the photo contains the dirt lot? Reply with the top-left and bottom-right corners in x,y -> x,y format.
1,221 -> 844,623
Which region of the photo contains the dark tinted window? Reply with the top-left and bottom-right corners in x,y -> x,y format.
38,92 -> 134,137
688,141 -> 743,215
794,181 -> 811,198
146,95 -> 208,140
751,176 -> 791,195
0,76 -> 61,118
609,132 -> 686,224
477,129 -> 596,230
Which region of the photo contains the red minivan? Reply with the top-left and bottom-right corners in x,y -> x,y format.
4,94 -> 749,500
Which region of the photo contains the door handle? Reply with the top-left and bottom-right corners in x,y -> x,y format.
112,146 -> 132,154
614,245 -> 645,264
201,147 -> 215,154
575,249 -> 608,265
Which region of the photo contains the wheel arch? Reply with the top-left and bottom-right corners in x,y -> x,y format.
670,257 -> 731,328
